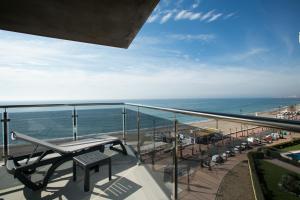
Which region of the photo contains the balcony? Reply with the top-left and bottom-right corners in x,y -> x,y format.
0,102 -> 300,200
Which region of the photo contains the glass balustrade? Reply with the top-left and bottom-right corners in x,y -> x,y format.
0,102 -> 299,199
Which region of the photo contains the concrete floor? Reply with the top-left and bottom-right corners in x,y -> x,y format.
0,147 -> 168,200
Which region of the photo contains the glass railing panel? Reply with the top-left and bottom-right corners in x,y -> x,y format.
138,107 -> 175,199
125,105 -> 176,198
124,106 -> 138,150
0,106 -> 74,190
175,114 -> 211,200
76,105 -> 123,140
138,107 -> 174,161
7,106 -> 73,156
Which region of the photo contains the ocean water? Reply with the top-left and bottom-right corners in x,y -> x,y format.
0,98 -> 299,144
129,98 -> 300,114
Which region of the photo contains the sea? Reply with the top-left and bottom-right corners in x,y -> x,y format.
1,98 -> 300,144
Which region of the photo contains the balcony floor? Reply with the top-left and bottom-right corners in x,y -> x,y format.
0,146 -> 168,200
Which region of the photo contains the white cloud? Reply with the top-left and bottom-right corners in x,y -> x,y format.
147,13 -> 160,23
224,12 -> 235,20
207,13 -> 223,23
148,2 -> 229,24
0,38 -> 68,69
160,12 -> 173,24
175,10 -> 202,21
232,48 -> 269,61
0,64 -> 299,101
174,9 -> 223,23
170,34 -> 215,42
200,10 -> 215,21
192,0 -> 200,9
190,13 -> 201,20
175,10 -> 188,20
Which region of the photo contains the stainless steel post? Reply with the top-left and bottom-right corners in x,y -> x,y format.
137,107 -> 141,163
173,118 -> 178,200
1,109 -> 10,164
152,119 -> 156,166
122,106 -> 126,144
72,107 -> 78,141
153,119 -> 156,146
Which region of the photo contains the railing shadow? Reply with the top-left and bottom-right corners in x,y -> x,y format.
94,175 -> 142,199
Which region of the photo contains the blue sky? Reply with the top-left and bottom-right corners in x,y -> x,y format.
0,0 -> 299,101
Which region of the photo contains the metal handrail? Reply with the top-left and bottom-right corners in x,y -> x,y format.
0,102 -> 125,109
125,103 -> 300,132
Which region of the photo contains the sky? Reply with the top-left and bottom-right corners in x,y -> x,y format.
0,0 -> 300,101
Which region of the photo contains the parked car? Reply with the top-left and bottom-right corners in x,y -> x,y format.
264,135 -> 273,143
226,150 -> 235,157
220,153 -> 226,160
233,146 -> 241,153
270,132 -> 280,140
247,137 -> 262,145
211,154 -> 224,164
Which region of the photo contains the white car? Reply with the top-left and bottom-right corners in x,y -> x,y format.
211,155 -> 224,163
270,132 -> 280,140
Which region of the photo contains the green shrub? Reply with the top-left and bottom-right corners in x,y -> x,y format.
258,160 -> 300,200
273,139 -> 300,150
278,174 -> 300,197
265,149 -> 281,158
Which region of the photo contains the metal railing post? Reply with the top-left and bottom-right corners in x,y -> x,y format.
247,125 -> 249,138
1,109 -> 10,165
122,106 -> 126,145
152,119 -> 156,166
72,107 -> 78,141
137,107 -> 141,163
229,128 -> 233,146
242,124 -> 244,137
173,117 -> 178,200
152,119 -> 156,146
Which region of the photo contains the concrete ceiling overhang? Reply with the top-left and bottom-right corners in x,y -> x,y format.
0,0 -> 159,48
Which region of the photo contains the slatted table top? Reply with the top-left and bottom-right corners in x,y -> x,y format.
73,151 -> 109,167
